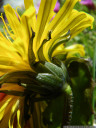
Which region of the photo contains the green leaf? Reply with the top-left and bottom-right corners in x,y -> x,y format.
66,58 -> 93,125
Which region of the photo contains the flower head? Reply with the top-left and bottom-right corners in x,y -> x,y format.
0,0 -> 94,127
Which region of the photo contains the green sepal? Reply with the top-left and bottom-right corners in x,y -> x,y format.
28,30 -> 36,68
33,61 -> 68,83
31,61 -> 69,94
52,58 -> 70,83
48,30 -> 71,61
36,73 -> 63,90
0,90 -> 24,96
37,31 -> 52,61
32,61 -> 51,73
65,57 -> 91,67
22,83 -> 56,95
44,62 -> 65,80
0,70 -> 37,85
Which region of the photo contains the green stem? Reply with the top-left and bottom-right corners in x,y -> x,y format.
91,42 -> 96,124
32,103 -> 41,128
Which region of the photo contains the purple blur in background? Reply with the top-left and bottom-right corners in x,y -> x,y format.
35,0 -> 60,13
80,0 -> 96,10
54,0 -> 60,13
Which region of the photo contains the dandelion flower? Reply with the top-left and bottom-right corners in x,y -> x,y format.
0,0 -> 94,127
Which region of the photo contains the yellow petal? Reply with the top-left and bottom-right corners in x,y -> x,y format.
0,32 -> 12,46
42,0 -> 79,41
4,5 -> 22,38
0,55 -> 31,75
0,96 -> 14,128
70,17 -> 94,38
52,44 -> 85,58
17,98 -> 24,128
0,38 -> 21,59
19,6 -> 36,61
9,98 -> 21,128
0,97 -> 12,120
0,65 -> 17,72
33,0 -> 57,60
12,38 -> 26,59
24,0 -> 34,9
0,15 -> 15,40
17,109 -> 22,128
42,9 -> 94,61
50,0 -> 79,31
21,5 -> 36,34
52,10 -> 94,39
4,4 -> 36,62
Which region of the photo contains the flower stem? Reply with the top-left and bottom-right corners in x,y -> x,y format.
91,42 -> 96,125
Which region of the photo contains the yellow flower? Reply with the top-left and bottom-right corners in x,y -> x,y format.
0,0 -> 94,127
0,84 -> 25,128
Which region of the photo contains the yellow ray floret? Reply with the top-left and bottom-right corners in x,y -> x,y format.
0,0 -> 94,64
